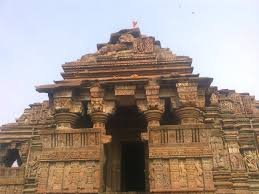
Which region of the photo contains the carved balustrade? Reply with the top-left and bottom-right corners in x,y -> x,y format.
36,128 -> 102,194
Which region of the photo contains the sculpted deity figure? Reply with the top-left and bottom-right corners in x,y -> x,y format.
179,161 -> 187,176
210,92 -> 219,106
194,161 -> 203,188
179,161 -> 187,187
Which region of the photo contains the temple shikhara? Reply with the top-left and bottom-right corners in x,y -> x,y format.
1,28 -> 259,194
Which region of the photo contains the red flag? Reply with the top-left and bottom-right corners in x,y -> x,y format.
132,21 -> 138,28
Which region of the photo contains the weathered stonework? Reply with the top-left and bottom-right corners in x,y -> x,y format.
0,28 -> 259,194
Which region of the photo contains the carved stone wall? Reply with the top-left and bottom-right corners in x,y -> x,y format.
0,28 -> 259,194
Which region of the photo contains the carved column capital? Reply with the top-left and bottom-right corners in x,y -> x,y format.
175,107 -> 203,124
55,112 -> 80,129
136,79 -> 164,128
52,89 -> 82,129
144,109 -> 163,128
88,83 -> 115,144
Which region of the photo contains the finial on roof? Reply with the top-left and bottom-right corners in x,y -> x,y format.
132,20 -> 138,28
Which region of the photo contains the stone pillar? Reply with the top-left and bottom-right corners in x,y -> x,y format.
88,83 -> 115,192
143,79 -> 164,128
53,89 -> 82,129
137,79 -> 164,192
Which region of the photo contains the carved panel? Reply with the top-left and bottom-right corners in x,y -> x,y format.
219,98 -> 234,113
227,142 -> 246,171
47,162 -> 64,191
37,162 -> 49,192
115,85 -> 136,96
53,97 -> 72,111
209,136 -> 230,170
176,81 -> 198,106
178,160 -> 188,189
133,37 -> 154,53
149,159 -> 171,192
202,158 -> 214,190
37,161 -> 100,193
243,150 -> 258,172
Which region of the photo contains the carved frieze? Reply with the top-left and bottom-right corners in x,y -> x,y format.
115,85 -> 136,96
149,146 -> 212,158
39,149 -> 100,161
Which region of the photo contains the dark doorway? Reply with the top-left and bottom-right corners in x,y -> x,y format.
121,142 -> 145,191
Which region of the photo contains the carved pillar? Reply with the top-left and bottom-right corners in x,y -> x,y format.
142,79 -> 164,128
88,83 -> 115,192
137,79 -> 164,192
175,80 -> 203,124
53,89 -> 82,129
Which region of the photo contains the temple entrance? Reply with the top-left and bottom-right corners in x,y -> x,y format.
121,142 -> 145,191
105,104 -> 147,192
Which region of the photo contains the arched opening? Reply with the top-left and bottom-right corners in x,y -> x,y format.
105,105 -> 147,192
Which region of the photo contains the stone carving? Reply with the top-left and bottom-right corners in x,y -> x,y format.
149,159 -> 171,191
194,160 -> 203,188
40,149 -> 100,161
149,146 -> 212,158
63,162 -> 80,191
53,97 -> 71,112
89,98 -> 104,113
241,95 -> 254,114
79,161 -> 99,191
133,37 -> 154,53
210,92 -> 219,106
115,85 -> 136,96
176,81 -> 198,106
27,155 -> 39,178
145,79 -> 164,111
219,98 -> 234,113
228,143 -> 245,170
243,150 -> 258,171
179,160 -> 187,188
210,136 -> 230,170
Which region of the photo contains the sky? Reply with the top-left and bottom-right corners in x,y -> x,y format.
0,0 -> 258,125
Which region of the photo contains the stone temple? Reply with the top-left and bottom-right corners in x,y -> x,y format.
0,28 -> 259,194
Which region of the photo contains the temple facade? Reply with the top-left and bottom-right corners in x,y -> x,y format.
0,28 -> 259,194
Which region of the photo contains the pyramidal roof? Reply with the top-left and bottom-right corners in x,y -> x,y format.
36,28 -> 212,93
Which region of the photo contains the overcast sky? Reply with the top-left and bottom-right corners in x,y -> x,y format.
0,0 -> 258,125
